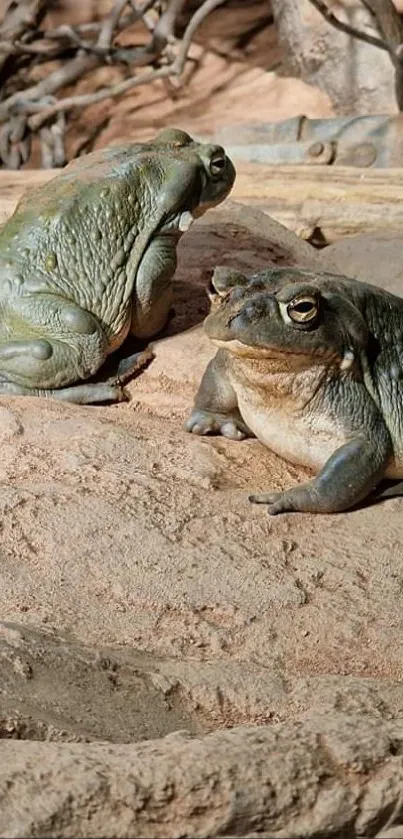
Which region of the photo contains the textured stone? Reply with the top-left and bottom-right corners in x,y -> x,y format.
1,716 -> 403,838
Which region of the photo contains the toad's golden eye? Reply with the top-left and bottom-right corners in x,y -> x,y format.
287,296 -> 318,323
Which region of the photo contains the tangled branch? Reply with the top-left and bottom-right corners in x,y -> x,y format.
307,0 -> 387,49
0,0 -> 228,169
308,0 -> 403,110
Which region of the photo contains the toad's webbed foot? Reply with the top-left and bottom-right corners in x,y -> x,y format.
185,409 -> 252,440
249,436 -> 391,515
186,352 -> 252,440
250,483 -> 324,516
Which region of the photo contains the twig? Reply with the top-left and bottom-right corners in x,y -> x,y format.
41,1 -> 157,59
27,67 -> 170,128
0,0 -> 227,167
308,0 -> 403,111
376,787 -> 403,837
358,0 -> 403,109
0,0 -> 48,40
360,0 -> 403,64
307,0 -> 387,50
0,0 -> 48,75
97,0 -> 130,51
174,0 -> 227,62
0,39 -> 60,57
150,0 -> 187,52
26,0 -> 228,130
0,52 -> 100,123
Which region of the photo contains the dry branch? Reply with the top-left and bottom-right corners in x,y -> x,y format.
360,0 -> 403,108
308,0 -> 403,110
308,0 -> 387,49
0,0 -> 228,169
27,0 -> 227,129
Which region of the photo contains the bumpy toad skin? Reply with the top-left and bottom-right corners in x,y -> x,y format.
186,265 -> 403,515
0,128 -> 235,404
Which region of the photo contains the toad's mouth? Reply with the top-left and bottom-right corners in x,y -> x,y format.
210,337 -> 335,364
210,337 -> 294,359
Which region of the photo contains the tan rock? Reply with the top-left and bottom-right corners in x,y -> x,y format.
1,177 -> 403,837
319,231 -> 403,297
1,715 -> 403,838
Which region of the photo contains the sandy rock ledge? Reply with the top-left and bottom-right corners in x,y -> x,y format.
1,715 -> 403,838
0,191 -> 403,839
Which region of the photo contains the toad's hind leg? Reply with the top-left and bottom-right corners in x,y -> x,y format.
0,380 -> 128,404
0,294 -> 118,403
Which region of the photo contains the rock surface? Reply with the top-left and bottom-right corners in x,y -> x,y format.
1,199 -> 403,836
2,715 -> 403,838
318,230 -> 403,297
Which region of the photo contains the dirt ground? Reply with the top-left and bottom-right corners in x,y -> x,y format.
1,201 -> 402,721
1,197 -> 403,836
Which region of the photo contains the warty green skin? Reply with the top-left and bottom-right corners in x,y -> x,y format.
0,128 -> 235,404
186,266 -> 403,515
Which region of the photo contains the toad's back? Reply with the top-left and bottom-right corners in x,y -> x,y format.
0,142 -> 193,324
0,128 -> 236,404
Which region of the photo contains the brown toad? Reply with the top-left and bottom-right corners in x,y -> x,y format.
186,265 -> 403,514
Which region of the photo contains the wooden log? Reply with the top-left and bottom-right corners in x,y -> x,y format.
233,163 -> 403,244
1,163 -> 403,244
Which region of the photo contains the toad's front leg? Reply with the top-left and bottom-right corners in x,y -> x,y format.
185,350 -> 253,441
130,234 -> 177,340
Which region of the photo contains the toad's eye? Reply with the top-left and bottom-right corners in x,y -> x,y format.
210,154 -> 226,178
287,296 -> 318,323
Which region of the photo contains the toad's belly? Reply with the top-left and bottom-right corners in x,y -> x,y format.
238,398 -> 403,478
237,398 -> 348,472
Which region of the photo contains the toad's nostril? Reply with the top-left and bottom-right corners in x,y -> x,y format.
228,304 -> 256,329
